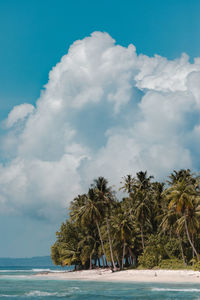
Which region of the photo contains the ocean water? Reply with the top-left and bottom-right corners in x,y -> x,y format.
1,267 -> 200,299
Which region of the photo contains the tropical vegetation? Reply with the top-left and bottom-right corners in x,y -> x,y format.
51,170 -> 200,270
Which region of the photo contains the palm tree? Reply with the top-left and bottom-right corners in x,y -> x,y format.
70,190 -> 108,266
134,171 -> 154,191
150,182 -> 165,232
120,171 -> 154,252
166,173 -> 200,261
52,169 -> 200,270
160,205 -> 186,265
92,177 -> 118,270
133,171 -> 154,251
134,192 -> 151,251
167,169 -> 195,186
120,175 -> 135,195
176,196 -> 200,262
69,194 -> 88,221
78,231 -> 98,270
111,203 -> 133,269
52,221 -> 82,268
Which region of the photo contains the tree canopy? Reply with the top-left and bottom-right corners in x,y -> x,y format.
51,170 -> 200,270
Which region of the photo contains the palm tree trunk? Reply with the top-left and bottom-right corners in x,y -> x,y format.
96,220 -> 108,266
192,234 -> 195,263
89,253 -> 92,270
116,253 -> 121,269
101,255 -> 105,268
184,214 -> 200,261
141,224 -> 145,251
106,217 -> 117,271
105,257 -> 108,267
177,231 -> 186,266
122,241 -> 126,269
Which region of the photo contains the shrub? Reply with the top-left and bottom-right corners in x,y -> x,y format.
138,235 -> 166,269
138,249 -> 161,269
158,259 -> 186,269
164,238 -> 181,259
193,261 -> 200,271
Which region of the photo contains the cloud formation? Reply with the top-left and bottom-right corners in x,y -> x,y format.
1,31 -> 200,220
5,103 -> 35,129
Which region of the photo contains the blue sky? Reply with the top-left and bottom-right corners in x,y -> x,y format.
1,0 -> 200,120
1,0 -> 200,257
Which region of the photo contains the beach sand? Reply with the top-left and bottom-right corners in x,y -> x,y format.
35,269 -> 200,283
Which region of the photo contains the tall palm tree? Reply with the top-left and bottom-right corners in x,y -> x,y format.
133,171 -> 154,251
167,174 -> 200,261
160,205 -> 186,265
111,203 -> 133,269
150,182 -> 165,233
120,171 -> 154,252
120,175 -> 135,195
134,171 -> 154,191
176,196 -> 200,262
92,177 -> 117,270
78,231 -> 98,270
167,169 -> 195,186
70,190 -> 108,266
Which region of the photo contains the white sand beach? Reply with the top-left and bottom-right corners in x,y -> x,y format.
35,269 -> 200,283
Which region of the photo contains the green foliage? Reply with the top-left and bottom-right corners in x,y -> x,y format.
138,250 -> 160,269
159,259 -> 186,269
193,261 -> 200,270
138,235 -> 166,268
51,170 -> 200,271
164,238 -> 182,259
51,243 -> 61,265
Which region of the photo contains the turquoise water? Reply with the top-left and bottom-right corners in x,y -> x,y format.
1,268 -> 200,299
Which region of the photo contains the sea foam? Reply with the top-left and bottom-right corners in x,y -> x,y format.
152,287 -> 200,292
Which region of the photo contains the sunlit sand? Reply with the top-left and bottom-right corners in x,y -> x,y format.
35,269 -> 200,283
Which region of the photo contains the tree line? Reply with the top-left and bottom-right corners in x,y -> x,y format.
51,169 -> 200,270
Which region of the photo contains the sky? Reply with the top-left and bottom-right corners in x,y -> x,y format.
1,0 -> 200,257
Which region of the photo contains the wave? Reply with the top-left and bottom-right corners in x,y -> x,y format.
0,275 -> 32,280
26,288 -> 79,297
31,268 -> 66,273
0,270 -> 32,273
152,288 -> 200,292
0,268 -> 66,273
25,290 -> 67,297
0,296 -> 18,298
0,288 -> 80,298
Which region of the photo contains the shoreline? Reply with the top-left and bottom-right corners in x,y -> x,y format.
35,269 -> 200,283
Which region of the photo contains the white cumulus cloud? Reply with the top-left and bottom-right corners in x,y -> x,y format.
1,31 -> 200,220
5,103 -> 35,128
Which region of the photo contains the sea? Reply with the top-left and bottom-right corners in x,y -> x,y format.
1,259 -> 200,299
